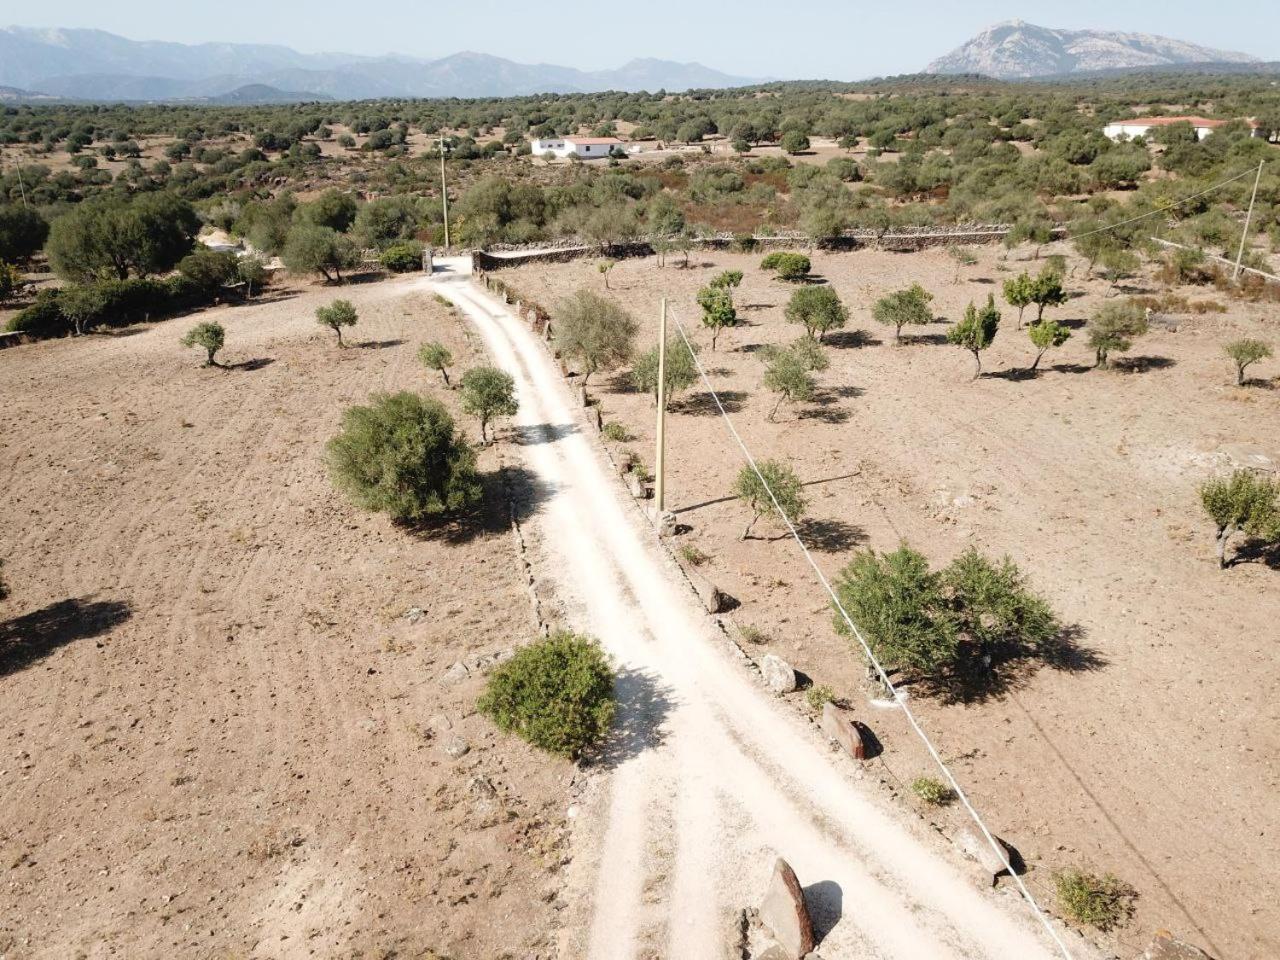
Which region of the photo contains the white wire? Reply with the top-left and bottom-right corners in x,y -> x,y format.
1060,162 -> 1264,244
665,308 -> 1077,960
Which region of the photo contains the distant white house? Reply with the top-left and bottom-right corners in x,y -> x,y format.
1102,115 -> 1262,142
529,135 -> 633,159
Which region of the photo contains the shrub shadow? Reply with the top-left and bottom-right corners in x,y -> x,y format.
403,464 -> 554,545
228,357 -> 276,372
360,339 -> 405,350
794,518 -> 866,553
922,623 -> 1108,705
672,390 -> 748,416
1229,538 -> 1280,569
0,598 -> 133,678
1112,355 -> 1176,373
516,422 -> 579,446
588,666 -> 674,769
823,329 -> 881,349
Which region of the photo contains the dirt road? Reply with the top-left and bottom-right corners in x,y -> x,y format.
431,262 -> 1084,960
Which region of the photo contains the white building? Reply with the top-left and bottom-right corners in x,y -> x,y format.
1102,116 -> 1258,142
529,135 -> 629,159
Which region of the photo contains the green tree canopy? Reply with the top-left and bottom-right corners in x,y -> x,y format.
1087,300 -> 1148,367
872,283 -> 934,342
1027,318 -> 1071,374
418,341 -> 454,386
459,366 -> 518,443
282,222 -> 358,283
946,295 -> 1000,379
326,391 -> 481,522
733,459 -> 806,540
785,285 -> 848,342
316,298 -> 359,346
1224,339 -> 1272,386
47,193 -> 199,282
179,320 -> 226,366
554,289 -> 638,384
630,339 -> 700,404
1201,470 -> 1280,568
696,284 -> 738,350
0,204 -> 49,263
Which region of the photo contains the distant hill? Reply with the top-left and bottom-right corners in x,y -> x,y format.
0,26 -> 759,101
0,83 -> 56,102
926,20 -> 1259,79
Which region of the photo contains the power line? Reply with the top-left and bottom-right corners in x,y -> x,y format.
1059,161 -> 1266,245
665,307 -> 1077,960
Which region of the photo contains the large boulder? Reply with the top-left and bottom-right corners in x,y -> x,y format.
760,654 -> 797,694
758,858 -> 815,960
1142,931 -> 1216,960
955,827 -> 1018,887
820,702 -> 867,760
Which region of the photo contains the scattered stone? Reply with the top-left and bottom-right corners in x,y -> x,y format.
1143,930 -> 1216,960
578,386 -> 590,407
657,511 -> 678,538
440,662 -> 470,684
956,827 -> 1017,887
758,857 -> 815,960
443,737 -> 470,759
627,473 -> 646,499
687,568 -> 728,614
468,776 -> 497,799
760,654 -> 797,694
404,606 -> 424,624
820,702 -> 867,760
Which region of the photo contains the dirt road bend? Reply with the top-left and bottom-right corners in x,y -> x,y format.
430,262 -> 1079,960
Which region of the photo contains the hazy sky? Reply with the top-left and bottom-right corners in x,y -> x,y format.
12,1 -> 1279,79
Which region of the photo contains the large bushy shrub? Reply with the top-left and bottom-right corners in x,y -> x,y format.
477,631 -> 616,760
326,391 -> 481,522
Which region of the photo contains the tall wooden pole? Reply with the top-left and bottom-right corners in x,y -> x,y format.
1233,159 -> 1265,281
439,136 -> 451,250
655,298 -> 668,515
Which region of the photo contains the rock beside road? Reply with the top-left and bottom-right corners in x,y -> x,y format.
758,857 -> 815,960
1143,930 -> 1216,960
955,827 -> 1018,886
759,654 -> 797,694
820,702 -> 867,760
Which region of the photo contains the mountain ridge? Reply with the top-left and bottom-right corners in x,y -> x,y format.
0,26 -> 759,100
926,20 -> 1259,79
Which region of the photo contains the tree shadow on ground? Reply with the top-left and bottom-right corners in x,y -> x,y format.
823,329 -> 880,349
0,598 -> 133,678
1060,317 -> 1088,329
1229,538 -> 1280,569
801,405 -> 852,424
1112,355 -> 1176,373
918,623 -> 1108,705
587,666 -> 674,769
515,422 -> 579,446
740,302 -> 775,312
403,464 -> 555,545
606,371 -> 641,395
227,357 -> 276,372
983,367 -> 1038,382
794,517 -> 866,553
1047,362 -> 1095,375
906,332 -> 950,346
803,880 -> 843,946
360,339 -> 405,350
672,390 -> 748,416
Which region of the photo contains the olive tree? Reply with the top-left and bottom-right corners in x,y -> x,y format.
0,204 -> 49,263
710,269 -> 743,291
59,284 -> 108,337
1002,272 -> 1035,327
630,339 -> 700,405
418,341 -> 454,386
1224,339 -> 1272,386
180,321 -> 226,367
47,192 -> 198,282
1200,470 -> 1280,568
1027,319 -> 1071,374
946,295 -> 1000,379
1087,301 -> 1148,368
1030,267 -> 1068,323
785,286 -> 848,342
459,366 -> 518,443
316,298 -> 358,346
733,459 -> 806,540
326,391 -> 481,522
760,252 -> 811,282
282,222 -> 358,283
554,289 -> 637,383
872,283 -> 934,343
696,284 -> 738,350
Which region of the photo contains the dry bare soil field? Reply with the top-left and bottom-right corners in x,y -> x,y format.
0,278 -> 571,958
498,246 -> 1280,959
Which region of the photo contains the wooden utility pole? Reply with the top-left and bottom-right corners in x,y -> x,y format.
654,298 -> 668,515
438,136 -> 451,250
1233,159 -> 1265,280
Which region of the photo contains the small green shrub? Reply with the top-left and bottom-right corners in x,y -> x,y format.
478,631 -> 616,760
739,624 -> 769,645
805,685 -> 835,711
602,422 -> 630,442
1054,870 -> 1137,931
910,776 -> 955,806
760,251 -> 811,281
678,543 -> 709,566
180,321 -> 226,366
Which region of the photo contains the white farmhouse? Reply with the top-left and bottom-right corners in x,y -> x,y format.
529,135 -> 626,159
1102,115 -> 1258,142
